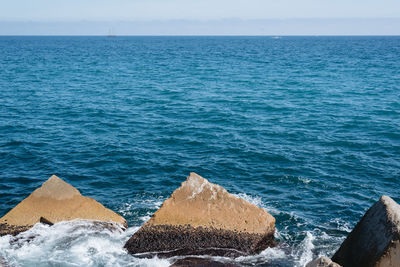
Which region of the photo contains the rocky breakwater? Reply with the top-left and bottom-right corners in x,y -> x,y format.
0,175 -> 127,236
124,172 -> 276,257
307,195 -> 400,267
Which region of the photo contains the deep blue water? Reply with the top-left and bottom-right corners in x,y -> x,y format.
0,36 -> 399,266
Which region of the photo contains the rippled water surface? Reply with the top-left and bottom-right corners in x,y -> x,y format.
0,36 -> 399,266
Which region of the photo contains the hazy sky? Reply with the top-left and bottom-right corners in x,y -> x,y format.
1,0 -> 399,21
1,0 -> 399,35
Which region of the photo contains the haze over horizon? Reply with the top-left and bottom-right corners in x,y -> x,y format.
1,0 -> 399,35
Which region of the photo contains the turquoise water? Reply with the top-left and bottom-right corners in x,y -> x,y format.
0,36 -> 399,266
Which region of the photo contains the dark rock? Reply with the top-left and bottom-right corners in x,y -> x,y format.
171,257 -> 239,267
0,223 -> 30,236
39,217 -> 54,226
332,195 -> 400,267
125,224 -> 275,257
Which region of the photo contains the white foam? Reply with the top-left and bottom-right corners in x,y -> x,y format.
236,246 -> 287,265
139,215 -> 151,223
0,195 -> 347,267
118,202 -> 135,217
234,193 -> 263,207
118,198 -> 164,218
118,196 -> 165,224
0,220 -> 170,267
233,193 -> 281,215
330,218 -> 352,233
296,231 -> 315,267
299,177 -> 312,184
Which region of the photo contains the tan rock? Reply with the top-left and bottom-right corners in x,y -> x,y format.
332,195 -> 400,267
124,172 -> 276,257
376,240 -> 400,267
0,175 -> 126,236
306,256 -> 341,267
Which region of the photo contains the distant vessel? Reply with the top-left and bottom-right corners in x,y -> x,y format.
107,28 -> 116,37
272,36 -> 281,39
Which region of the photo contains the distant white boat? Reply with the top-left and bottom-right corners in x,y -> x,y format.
107,28 -> 116,37
272,36 -> 281,39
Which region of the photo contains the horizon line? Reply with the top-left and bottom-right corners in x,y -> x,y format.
1,34 -> 400,37
1,17 -> 400,22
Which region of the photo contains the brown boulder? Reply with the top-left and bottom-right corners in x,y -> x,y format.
0,175 -> 127,236
124,172 -> 275,257
306,256 -> 341,267
332,195 -> 400,267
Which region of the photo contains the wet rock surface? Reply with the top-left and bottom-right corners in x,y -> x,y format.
0,223 -> 30,237
332,195 -> 400,267
171,257 -> 239,267
39,217 -> 54,226
125,172 -> 275,257
125,224 -> 275,257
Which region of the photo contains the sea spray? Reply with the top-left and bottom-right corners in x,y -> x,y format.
297,232 -> 315,267
0,221 -> 170,267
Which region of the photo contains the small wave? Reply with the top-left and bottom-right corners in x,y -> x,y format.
118,195 -> 165,225
234,193 -> 263,207
231,193 -> 346,267
296,231 -> 315,267
298,177 -> 312,184
236,246 -> 287,265
0,197 -> 347,267
329,218 -> 352,233
0,220 -> 170,267
233,193 -> 281,215
118,198 -> 164,218
139,215 -> 152,223
281,175 -> 314,186
0,215 -> 346,267
118,202 -> 135,217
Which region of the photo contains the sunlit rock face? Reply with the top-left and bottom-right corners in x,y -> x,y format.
124,172 -> 276,257
332,195 -> 400,267
0,175 -> 127,236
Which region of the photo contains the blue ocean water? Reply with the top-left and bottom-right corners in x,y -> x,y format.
0,36 -> 399,266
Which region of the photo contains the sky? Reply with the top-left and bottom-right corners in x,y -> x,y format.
0,0 -> 399,35
1,0 -> 399,21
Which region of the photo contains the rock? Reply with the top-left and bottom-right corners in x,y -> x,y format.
124,172 -> 275,257
332,195 -> 400,267
39,217 -> 54,226
171,257 -> 238,267
0,175 -> 127,236
306,256 -> 341,267
0,257 -> 8,267
0,223 -> 31,236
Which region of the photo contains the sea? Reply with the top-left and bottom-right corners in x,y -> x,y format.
0,36 -> 399,267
